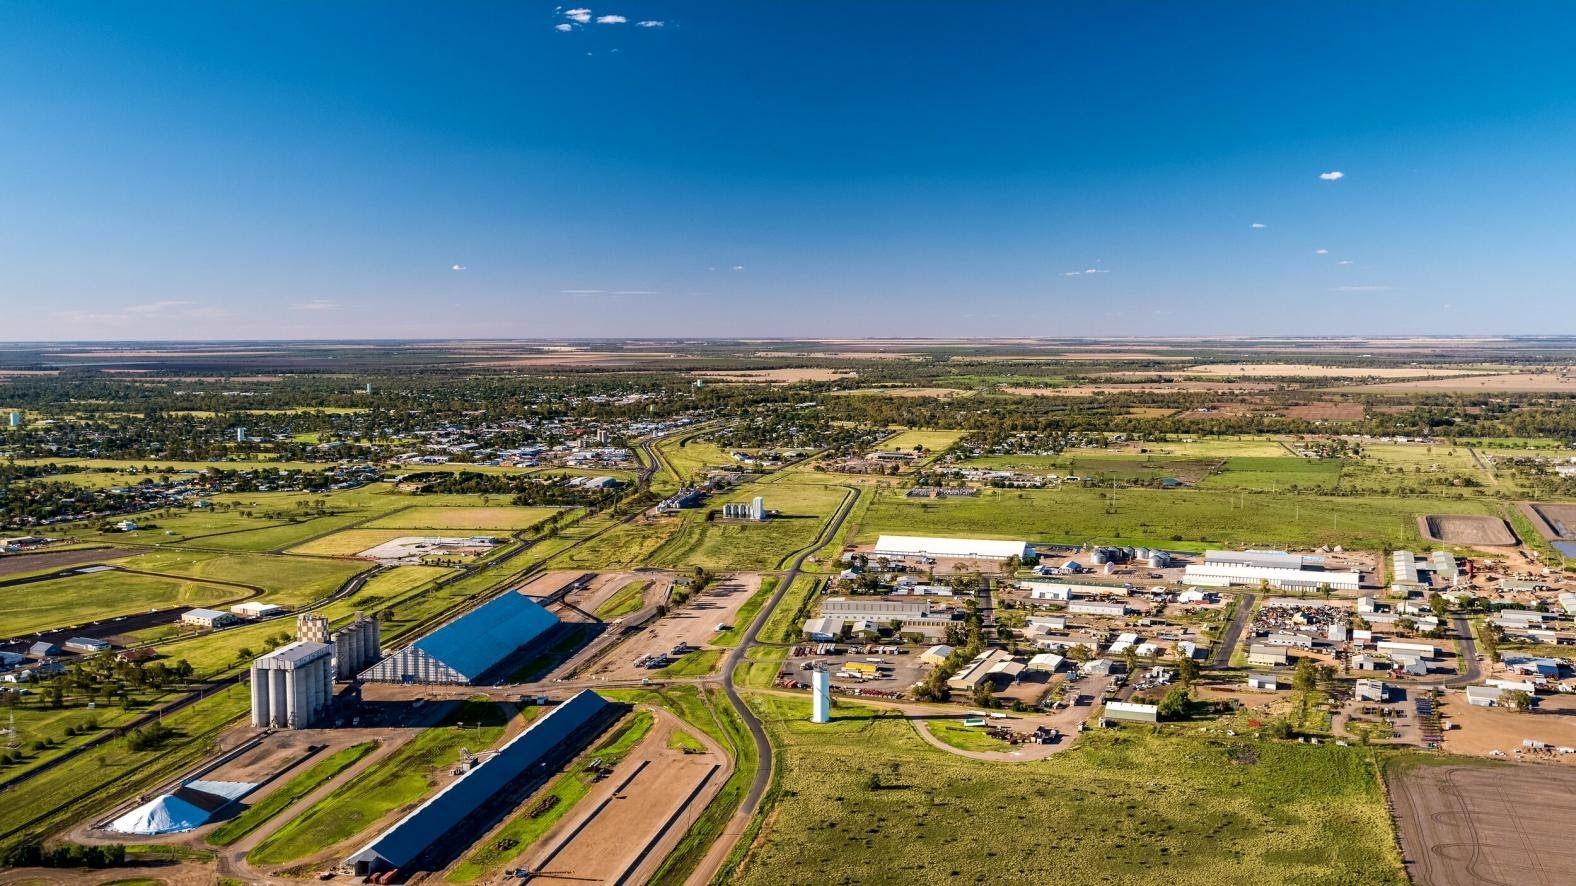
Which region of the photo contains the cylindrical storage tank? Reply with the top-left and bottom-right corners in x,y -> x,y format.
1123,546 -> 1136,561
811,670 -> 831,724
1091,550 -> 1109,565
250,663 -> 268,727
1149,553 -> 1168,569
1135,547 -> 1150,560
1103,562 -> 1116,575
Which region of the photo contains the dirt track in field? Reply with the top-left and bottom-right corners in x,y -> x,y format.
1388,761 -> 1576,886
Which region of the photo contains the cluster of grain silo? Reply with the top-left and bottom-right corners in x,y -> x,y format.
251,641 -> 334,729
333,614 -> 381,680
1089,545 -> 1170,569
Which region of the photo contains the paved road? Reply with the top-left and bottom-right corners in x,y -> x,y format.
689,485 -> 860,884
1416,615 -> 1483,688
1211,592 -> 1256,667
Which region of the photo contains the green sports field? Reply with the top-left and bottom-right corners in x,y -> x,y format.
0,569 -> 239,637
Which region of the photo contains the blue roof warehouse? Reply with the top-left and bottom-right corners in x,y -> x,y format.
359,591 -> 561,684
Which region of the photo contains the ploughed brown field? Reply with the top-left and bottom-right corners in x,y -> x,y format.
1419,515 -> 1518,546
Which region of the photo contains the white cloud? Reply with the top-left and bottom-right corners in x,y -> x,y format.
637,20 -> 664,27
564,8 -> 592,23
1319,170 -> 1345,181
1315,249 -> 1329,255
1328,285 -> 1394,292
292,300 -> 339,311
555,23 -> 573,31
596,14 -> 626,24
731,265 -> 745,271
1250,222 -> 1267,229
560,289 -> 604,295
1063,268 -> 1110,277
451,264 -> 467,271
1337,259 -> 1353,265
124,300 -> 195,315
612,290 -> 659,295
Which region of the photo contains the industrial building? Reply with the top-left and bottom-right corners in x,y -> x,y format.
181,608 -> 236,629
946,648 -> 1018,691
231,601 -> 286,620
1068,599 -> 1128,617
873,534 -> 1034,562
1182,549 -> 1361,592
809,597 -> 961,641
1104,701 -> 1159,723
297,613 -> 381,680
345,690 -> 614,877
250,641 -> 335,729
63,637 -> 111,654
360,591 -> 559,684
1247,644 -> 1290,666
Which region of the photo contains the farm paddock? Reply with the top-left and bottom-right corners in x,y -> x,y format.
1388,760 -> 1576,886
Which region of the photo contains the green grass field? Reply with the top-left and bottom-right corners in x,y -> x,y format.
595,580 -> 650,620
249,699 -> 509,865
925,719 -> 1014,752
117,549 -> 366,607
360,506 -> 559,531
657,648 -> 722,677
732,694 -> 1404,885
206,742 -> 378,846
713,577 -> 778,646
1198,456 -> 1345,492
853,484 -> 1498,551
0,569 -> 238,637
647,484 -> 847,570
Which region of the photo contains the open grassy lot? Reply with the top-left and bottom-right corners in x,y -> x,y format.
360,505 -> 559,531
1337,444 -> 1489,495
925,719 -> 1015,752
853,485 -> 1498,551
207,742 -> 378,846
0,569 -> 239,637
285,528 -> 446,557
249,699 -> 509,865
714,577 -> 778,646
595,580 -> 650,620
963,452 -> 1224,484
647,484 -> 848,571
546,516 -> 681,570
659,435 -> 738,483
731,694 -> 1403,886
115,549 -> 365,607
1198,457 -> 1345,492
874,429 -> 969,454
657,648 -> 722,677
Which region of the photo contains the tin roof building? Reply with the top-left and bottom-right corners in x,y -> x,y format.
873,535 -> 1034,561
359,591 -> 560,684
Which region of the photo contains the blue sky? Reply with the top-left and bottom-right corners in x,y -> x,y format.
4,2 -> 1575,340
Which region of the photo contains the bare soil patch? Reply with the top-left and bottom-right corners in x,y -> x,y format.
1389,759 -> 1576,886
1347,373 -> 1576,393
695,368 -> 857,383
1420,515 -> 1518,547
0,547 -> 132,578
1186,363 -> 1485,378
1285,402 -> 1366,421
828,387 -> 973,398
1525,503 -> 1576,540
1003,382 -> 1278,396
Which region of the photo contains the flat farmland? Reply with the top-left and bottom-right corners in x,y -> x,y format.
1198,457 -> 1344,491
360,505 -> 559,531
1388,759 -> 1576,886
1339,444 -> 1490,494
1183,363 -> 1487,378
733,694 -> 1403,885
0,569 -> 238,638
960,452 -> 1222,484
853,485 -> 1498,551
875,428 -> 969,452
115,549 -> 366,607
647,484 -> 848,570
1344,372 -> 1576,393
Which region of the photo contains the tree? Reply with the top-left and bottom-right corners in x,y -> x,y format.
1503,689 -> 1534,712
1429,593 -> 1449,618
1157,685 -> 1191,721
1174,654 -> 1200,688
1292,657 -> 1318,694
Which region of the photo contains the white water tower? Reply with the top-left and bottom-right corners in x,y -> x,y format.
810,668 -> 831,724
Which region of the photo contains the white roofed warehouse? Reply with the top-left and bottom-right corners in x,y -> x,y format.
873,535 -> 1034,561
1182,549 -> 1361,592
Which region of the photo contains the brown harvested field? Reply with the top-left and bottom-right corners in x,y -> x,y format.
1346,373 -> 1576,393
1185,362 -> 1487,378
827,386 -> 974,398
1003,382 -> 1278,396
1419,515 -> 1518,547
695,368 -> 856,383
0,547 -> 134,578
1285,402 -> 1366,421
1388,759 -> 1576,886
522,711 -> 727,885
1525,503 -> 1576,540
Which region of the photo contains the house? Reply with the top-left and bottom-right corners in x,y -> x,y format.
1247,644 -> 1289,667
181,608 -> 236,629
114,520 -> 139,532
1355,679 -> 1387,702
1465,685 -> 1503,707
1247,673 -> 1280,691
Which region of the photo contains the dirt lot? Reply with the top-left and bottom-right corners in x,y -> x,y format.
523,710 -> 728,884
828,387 -> 974,398
1420,515 -> 1520,547
1003,382 -> 1279,396
1185,363 -> 1485,379
1389,760 -> 1576,886
0,547 -> 131,578
1440,692 -> 1576,761
695,368 -> 857,383
1285,402 -> 1366,421
580,573 -> 763,682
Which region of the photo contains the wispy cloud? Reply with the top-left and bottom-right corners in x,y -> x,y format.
1315,249 -> 1329,255
596,14 -> 626,24
564,7 -> 592,23
1337,259 -> 1353,265
1328,285 -> 1394,293
1062,268 -> 1110,277
731,265 -> 745,271
560,289 -> 604,295
292,300 -> 340,311
1319,170 -> 1345,181
451,264 -> 468,271
612,290 -> 659,295
54,300 -> 225,325
637,20 -> 664,27
555,23 -> 573,31
1250,222 -> 1267,229
124,300 -> 195,316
